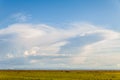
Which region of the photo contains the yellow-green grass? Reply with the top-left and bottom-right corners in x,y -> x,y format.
0,70 -> 120,80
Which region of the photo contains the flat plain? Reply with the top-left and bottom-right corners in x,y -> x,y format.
0,70 -> 120,80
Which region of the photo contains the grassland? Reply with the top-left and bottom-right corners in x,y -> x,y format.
0,70 -> 120,80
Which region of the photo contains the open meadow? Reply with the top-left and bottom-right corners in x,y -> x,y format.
0,70 -> 120,80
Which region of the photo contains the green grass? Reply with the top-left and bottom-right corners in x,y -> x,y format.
0,70 -> 120,80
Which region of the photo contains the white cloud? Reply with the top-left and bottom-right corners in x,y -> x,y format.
6,54 -> 14,58
24,41 -> 68,56
72,24 -> 120,67
0,23 -> 120,69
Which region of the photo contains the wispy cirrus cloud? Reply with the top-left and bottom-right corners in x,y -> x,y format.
11,13 -> 31,22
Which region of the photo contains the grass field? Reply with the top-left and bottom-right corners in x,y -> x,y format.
0,70 -> 120,80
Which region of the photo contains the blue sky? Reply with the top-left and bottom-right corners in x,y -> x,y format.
1,0 -> 120,27
0,0 -> 120,69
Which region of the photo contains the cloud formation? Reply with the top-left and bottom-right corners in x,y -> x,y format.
0,23 -> 120,69
11,13 -> 31,22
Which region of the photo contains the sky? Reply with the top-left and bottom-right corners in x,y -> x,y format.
0,0 -> 120,69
